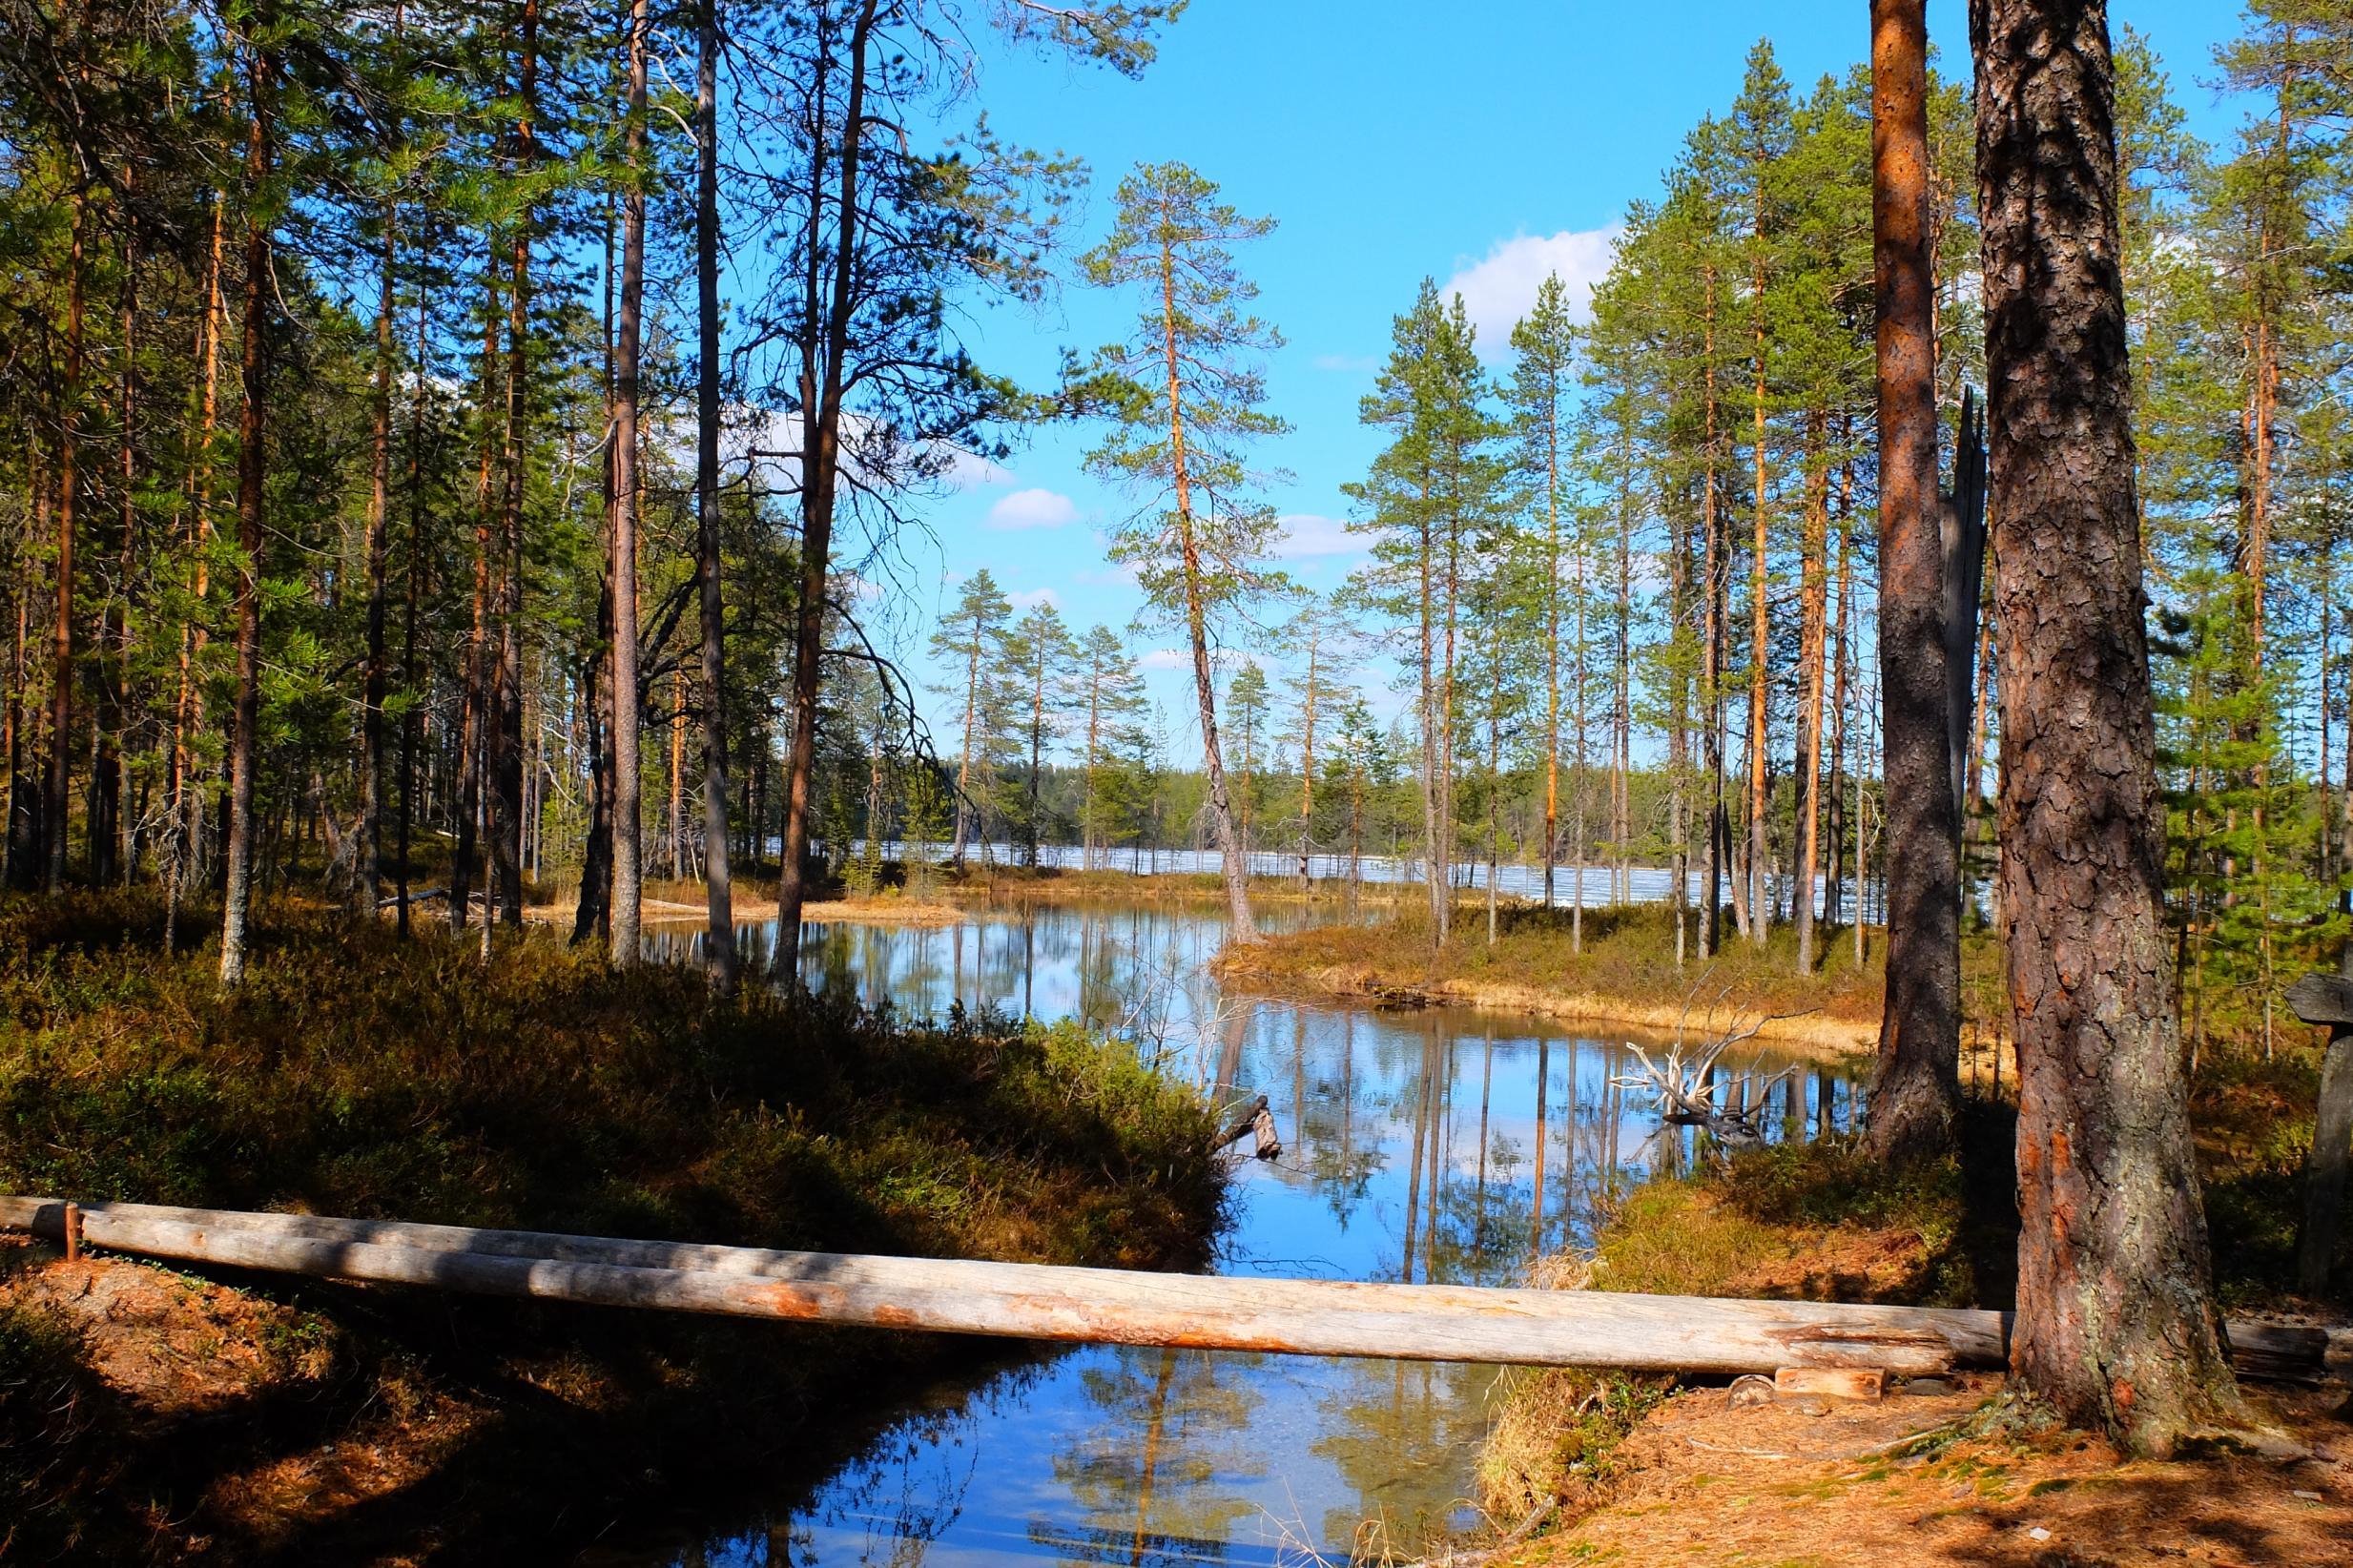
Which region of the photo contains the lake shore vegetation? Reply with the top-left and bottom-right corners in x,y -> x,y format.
0,892 -> 1228,1560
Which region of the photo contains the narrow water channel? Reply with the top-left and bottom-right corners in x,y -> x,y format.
636,900 -> 1861,1568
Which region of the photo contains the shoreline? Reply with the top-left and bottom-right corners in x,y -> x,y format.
1209,953 -> 1879,1060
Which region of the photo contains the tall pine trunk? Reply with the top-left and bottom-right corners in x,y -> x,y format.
694,0 -> 735,993
775,0 -> 884,975
1868,0 -> 1962,1163
218,22 -> 274,987
1794,408 -> 1829,973
492,0 -> 540,929
46,175 -> 83,892
1700,267 -> 1724,958
358,188 -> 396,915
607,0 -> 650,967
1973,0 -> 2247,1452
1160,236 -> 1253,939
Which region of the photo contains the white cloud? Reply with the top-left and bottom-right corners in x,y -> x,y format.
1138,648 -> 1191,671
1311,353 -> 1379,374
1008,587 -> 1063,611
987,486 -> 1081,530
1271,513 -> 1363,561
943,447 -> 1016,490
1440,225 -> 1623,361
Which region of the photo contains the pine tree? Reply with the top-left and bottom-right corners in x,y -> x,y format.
930,570 -> 1015,865
1005,600 -> 1077,867
1072,160 -> 1293,939
1348,280 -> 1508,945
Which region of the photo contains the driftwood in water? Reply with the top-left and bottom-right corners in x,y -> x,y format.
1250,1106 -> 1282,1162
3,1197 -> 2344,1381
1217,1095 -> 1269,1148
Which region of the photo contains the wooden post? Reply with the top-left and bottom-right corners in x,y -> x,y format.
2289,966 -> 2353,1296
62,1201 -> 81,1262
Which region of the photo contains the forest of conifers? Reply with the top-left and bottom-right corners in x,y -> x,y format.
0,1 -> 2346,1039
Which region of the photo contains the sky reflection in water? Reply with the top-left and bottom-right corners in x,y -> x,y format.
639,900 -> 1860,1568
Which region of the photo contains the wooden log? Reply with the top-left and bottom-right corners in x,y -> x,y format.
1217,1095 -> 1269,1147
1774,1366 -> 1884,1401
2,1197 -> 2343,1380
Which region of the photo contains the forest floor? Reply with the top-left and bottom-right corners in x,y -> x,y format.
0,891 -> 1228,1564
1476,1103 -> 2353,1568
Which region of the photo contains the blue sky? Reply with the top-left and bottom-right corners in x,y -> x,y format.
876,0 -> 2254,754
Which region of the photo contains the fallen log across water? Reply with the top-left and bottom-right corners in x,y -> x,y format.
4,1197 -> 2345,1381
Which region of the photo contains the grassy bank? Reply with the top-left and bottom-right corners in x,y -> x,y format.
1214,901 -> 1920,1055
0,892 -> 1226,1563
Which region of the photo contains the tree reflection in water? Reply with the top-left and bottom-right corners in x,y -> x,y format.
636,900 -> 1859,1568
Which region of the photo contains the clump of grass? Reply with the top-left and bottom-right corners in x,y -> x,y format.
1476,1367 -> 1672,1522
1579,1137 -> 1976,1308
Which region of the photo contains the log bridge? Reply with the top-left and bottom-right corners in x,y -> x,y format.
5,1196 -> 2346,1382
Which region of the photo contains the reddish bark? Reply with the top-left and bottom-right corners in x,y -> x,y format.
1868,0 -> 1962,1164
1972,0 -> 2248,1452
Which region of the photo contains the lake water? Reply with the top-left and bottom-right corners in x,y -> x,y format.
635,898 -> 1861,1568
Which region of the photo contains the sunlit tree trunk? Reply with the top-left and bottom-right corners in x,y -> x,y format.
1868,0 -> 1962,1162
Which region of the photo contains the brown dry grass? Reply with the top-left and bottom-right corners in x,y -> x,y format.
1214,903 -> 1897,1058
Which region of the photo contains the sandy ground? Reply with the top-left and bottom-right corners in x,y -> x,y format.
1503,1374 -> 2353,1568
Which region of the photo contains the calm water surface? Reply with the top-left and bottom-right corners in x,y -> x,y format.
636,899 -> 1860,1568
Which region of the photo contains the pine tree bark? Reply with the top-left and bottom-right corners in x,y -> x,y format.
218,21 -> 274,988
607,0 -> 650,968
1700,265 -> 1725,959
1795,409 -> 1829,973
451,255 -> 500,934
358,191 -> 396,915
1972,0 -> 2250,1453
694,0 -> 735,994
491,0 -> 540,929
1868,0 -> 1962,1164
398,290 -> 429,938
45,175 -> 83,892
1745,189 -> 1772,944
